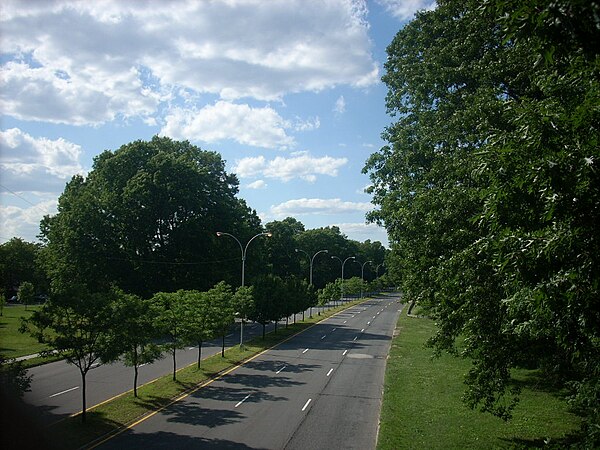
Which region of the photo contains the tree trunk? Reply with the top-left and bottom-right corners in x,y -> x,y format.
81,371 -> 87,423
134,365 -> 139,398
221,334 -> 225,357
197,341 -> 202,369
172,348 -> 177,381
262,323 -> 266,339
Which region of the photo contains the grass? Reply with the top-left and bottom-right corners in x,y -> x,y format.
377,309 -> 582,449
0,304 -> 48,359
41,299 -> 365,449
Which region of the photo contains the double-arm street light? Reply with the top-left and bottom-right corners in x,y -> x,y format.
295,248 -> 328,317
359,260 -> 373,299
331,256 -> 356,305
216,231 -> 272,347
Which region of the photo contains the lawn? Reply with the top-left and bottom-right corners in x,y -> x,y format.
377,310 -> 582,449
0,304 -> 48,359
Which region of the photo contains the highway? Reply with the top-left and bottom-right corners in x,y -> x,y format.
95,294 -> 403,449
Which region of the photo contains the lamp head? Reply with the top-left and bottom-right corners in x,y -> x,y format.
265,232 -> 273,237
216,231 -> 223,237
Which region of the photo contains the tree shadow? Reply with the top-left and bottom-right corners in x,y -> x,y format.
194,385 -> 287,404
164,401 -> 246,428
239,359 -> 320,375
100,430 -> 265,449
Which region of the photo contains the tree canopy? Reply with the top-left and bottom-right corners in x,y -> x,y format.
40,136 -> 261,297
363,0 -> 599,440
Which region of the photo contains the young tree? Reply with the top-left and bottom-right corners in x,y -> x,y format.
183,290 -> 216,369
112,291 -> 163,397
231,286 -> 254,348
17,281 -> 34,310
247,275 -> 282,338
153,291 -> 189,381
318,281 -> 341,313
21,286 -> 117,423
205,282 -> 235,357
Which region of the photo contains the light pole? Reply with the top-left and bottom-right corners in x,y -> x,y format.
331,256 -> 355,306
216,231 -> 272,347
359,260 -> 373,299
295,248 -> 328,317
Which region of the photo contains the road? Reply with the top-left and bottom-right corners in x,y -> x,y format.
96,294 -> 403,450
23,321 -> 277,425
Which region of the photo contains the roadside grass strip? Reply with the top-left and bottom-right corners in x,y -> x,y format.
45,299 -> 367,449
377,309 -> 583,449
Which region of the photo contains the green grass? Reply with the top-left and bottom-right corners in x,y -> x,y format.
0,304 -> 48,359
43,299 -> 365,449
377,310 -> 582,449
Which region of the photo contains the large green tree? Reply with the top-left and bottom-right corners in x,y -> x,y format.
364,0 -> 599,440
0,238 -> 48,298
40,136 -> 261,297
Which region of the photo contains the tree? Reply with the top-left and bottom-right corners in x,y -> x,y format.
183,290 -> 216,369
264,218 -> 305,279
318,281 -> 341,312
231,286 -> 254,347
112,291 -> 163,397
205,282 -> 235,357
17,281 -> 34,310
0,238 -> 48,299
364,0 -> 600,441
153,291 -> 189,381
247,274 -> 284,338
40,136 -> 261,297
21,286 -> 117,422
0,292 -> 5,317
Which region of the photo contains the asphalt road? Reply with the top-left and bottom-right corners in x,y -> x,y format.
23,320 -> 278,425
95,294 -> 403,450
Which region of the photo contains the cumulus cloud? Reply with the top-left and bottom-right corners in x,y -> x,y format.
271,198 -> 372,217
247,180 -> 267,189
376,0 -> 436,21
0,128 -> 85,192
161,102 -> 295,149
234,152 -> 348,182
331,222 -> 389,247
1,0 -> 379,125
0,197 -> 57,243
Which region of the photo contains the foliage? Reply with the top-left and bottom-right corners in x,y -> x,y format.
182,290 -> 216,369
112,290 -> 163,397
39,136 -> 261,297
0,355 -> 31,398
363,0 -> 600,440
17,281 -> 34,310
205,281 -> 235,356
0,237 -> 48,298
21,286 -> 118,422
247,274 -> 286,336
318,280 -> 341,307
0,292 -> 5,316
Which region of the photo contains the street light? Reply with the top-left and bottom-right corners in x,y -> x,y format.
295,248 -> 328,317
216,230 -> 272,347
331,256 -> 356,306
359,260 -> 373,299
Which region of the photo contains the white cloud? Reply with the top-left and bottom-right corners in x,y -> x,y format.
247,180 -> 267,189
271,198 -> 372,217
0,128 -> 85,192
1,0 -> 379,125
161,102 -> 295,149
332,222 -> 389,247
377,0 -> 436,21
334,95 -> 346,114
0,196 -> 57,243
234,152 -> 348,182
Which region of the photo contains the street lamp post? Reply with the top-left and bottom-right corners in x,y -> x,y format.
359,260 -> 373,299
216,231 -> 272,347
331,256 -> 356,306
295,248 -> 328,317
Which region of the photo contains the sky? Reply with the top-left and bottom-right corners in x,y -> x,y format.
0,0 -> 435,248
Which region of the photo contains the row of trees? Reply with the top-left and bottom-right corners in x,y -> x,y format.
364,0 -> 599,443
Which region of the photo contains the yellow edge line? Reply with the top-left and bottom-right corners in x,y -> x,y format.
85,299 -> 368,449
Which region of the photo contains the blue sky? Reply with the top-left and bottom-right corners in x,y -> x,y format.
0,0 -> 435,247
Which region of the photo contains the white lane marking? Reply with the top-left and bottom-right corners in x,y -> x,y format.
276,365 -> 286,374
187,347 -> 195,350
353,336 -> 358,341
90,363 -> 100,369
302,348 -> 309,354
373,316 -> 376,319
343,320 -> 347,324
49,386 -> 79,398
302,398 -> 312,411
332,328 -> 337,332
343,349 -> 348,355
326,368 -> 334,377
367,321 -> 371,325
321,335 -> 327,340
235,393 -> 252,408
361,328 -> 364,332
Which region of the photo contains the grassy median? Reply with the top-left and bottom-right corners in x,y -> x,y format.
40,300 -> 364,449
377,309 -> 582,449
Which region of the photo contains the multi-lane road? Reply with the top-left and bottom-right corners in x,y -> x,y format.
93,294 -> 403,449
